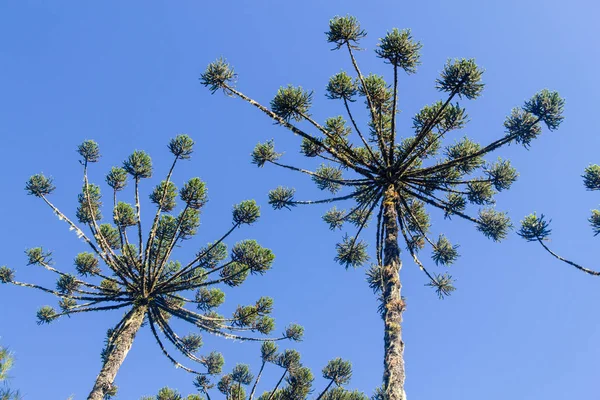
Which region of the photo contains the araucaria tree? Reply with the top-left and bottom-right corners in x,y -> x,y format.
0,136 -> 303,400
519,164 -> 599,274
201,15 -> 564,400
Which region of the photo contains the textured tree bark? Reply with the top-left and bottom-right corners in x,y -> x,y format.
382,186 -> 406,400
87,305 -> 147,400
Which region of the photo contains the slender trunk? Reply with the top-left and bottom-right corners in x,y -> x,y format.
315,379 -> 335,400
267,370 -> 287,400
382,186 -> 406,400
87,305 -> 147,400
249,361 -> 266,400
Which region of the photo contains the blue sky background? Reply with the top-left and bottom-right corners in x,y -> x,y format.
1,0 -> 599,398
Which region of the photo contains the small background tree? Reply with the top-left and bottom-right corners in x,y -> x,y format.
519,164 -> 599,274
0,137 -> 302,399
0,344 -> 21,400
140,343 -> 364,400
201,15 -> 564,400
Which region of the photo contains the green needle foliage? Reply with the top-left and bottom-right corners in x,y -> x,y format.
519,164 -> 600,275
0,345 -> 21,400
208,343 -> 361,400
139,345 -> 363,400
201,15 -> 564,400
3,136 -> 302,400
140,387 -> 202,400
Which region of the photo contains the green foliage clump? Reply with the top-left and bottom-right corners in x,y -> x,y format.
504,108 -> 542,148
326,72 -> 357,101
444,193 -> 466,219
590,210 -> 600,236
335,235 -> 369,269
26,247 -> 52,266
300,137 -> 324,157
445,137 -> 483,174
466,181 -> 496,205
323,207 -> 346,230
412,102 -> 466,135
200,58 -> 236,94
485,159 -> 518,191
181,334 -> 203,353
99,279 -> 119,294
231,240 -> 275,274
59,298 -> 77,312
523,89 -> 565,131
202,351 -> 225,375
252,140 -> 281,167
123,150 -> 153,179
56,274 -> 79,295
99,224 -> 121,249
322,388 -> 369,400
168,134 -> 195,160
284,324 -> 304,341
219,262 -> 249,287
426,273 -> 456,299
436,58 -> 484,100
25,174 -> 55,197
313,165 -> 343,193
150,181 -> 178,212
326,15 -> 366,50
195,288 -> 225,311
113,202 -> 137,228
322,358 -> 353,385
231,364 -> 254,385
0,267 -> 15,284
36,306 -> 57,325
375,28 -> 422,73
271,85 -> 313,122
358,74 -> 391,108
106,167 -> 128,191
476,209 -> 512,242
431,235 -> 459,266
77,140 -> 101,163
518,213 -> 552,241
0,345 -> 21,400
180,178 -> 208,209
76,183 -> 103,223
232,200 -> 261,225
261,341 -> 278,363
268,187 -> 296,210
583,164 -> 600,190
197,242 -> 228,269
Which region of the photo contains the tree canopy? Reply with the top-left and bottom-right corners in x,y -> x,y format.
201,14 -> 564,400
1,136 -> 302,399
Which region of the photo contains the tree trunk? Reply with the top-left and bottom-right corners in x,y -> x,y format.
87,305 -> 147,400
382,186 -> 406,400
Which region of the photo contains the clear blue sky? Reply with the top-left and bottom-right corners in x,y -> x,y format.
1,1 -> 599,398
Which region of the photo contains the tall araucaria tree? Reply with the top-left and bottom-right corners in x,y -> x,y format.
200,15 -> 565,400
0,136 -> 303,400
518,164 -> 599,274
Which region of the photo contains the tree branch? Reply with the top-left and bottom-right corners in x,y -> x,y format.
222,83 -> 376,179
537,239 -> 600,276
